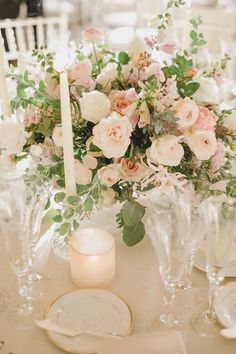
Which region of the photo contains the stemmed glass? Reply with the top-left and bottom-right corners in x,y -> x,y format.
177,208 -> 205,306
191,195 -> 236,337
145,191 -> 191,330
0,168 -> 44,328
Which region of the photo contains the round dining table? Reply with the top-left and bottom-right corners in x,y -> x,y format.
0,215 -> 235,354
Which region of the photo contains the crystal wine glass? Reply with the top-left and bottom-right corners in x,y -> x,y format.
191,195 -> 236,337
0,169 -> 43,328
145,191 -> 191,330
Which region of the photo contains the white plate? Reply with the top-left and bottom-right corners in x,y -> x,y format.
46,289 -> 133,354
214,282 -> 236,328
194,249 -> 236,277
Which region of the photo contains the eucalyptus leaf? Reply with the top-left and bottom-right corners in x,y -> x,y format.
55,192 -> 66,203
121,201 -> 145,227
123,221 -> 145,246
53,215 -> 63,223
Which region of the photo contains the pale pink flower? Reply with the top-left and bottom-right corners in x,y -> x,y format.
74,160 -> 92,185
24,106 -> 41,127
101,188 -> 116,208
80,91 -> 111,124
98,165 -> 121,187
143,62 -> 165,82
128,35 -> 151,62
192,107 -> 218,132
0,116 -> 27,154
67,60 -> 95,90
45,75 -> 60,98
187,131 -> 217,160
0,152 -> 15,170
120,158 -> 149,182
173,97 -> 199,130
82,27 -> 103,43
209,180 -> 229,192
144,36 -> 154,48
93,112 -> 132,158
109,89 -> 138,116
210,140 -> 225,173
160,44 -> 175,55
122,63 -> 144,84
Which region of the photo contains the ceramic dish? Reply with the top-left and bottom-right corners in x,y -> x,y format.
214,282 -> 236,328
45,289 -> 132,354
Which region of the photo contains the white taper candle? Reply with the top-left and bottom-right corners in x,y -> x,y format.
0,37 -> 11,118
60,71 -> 76,196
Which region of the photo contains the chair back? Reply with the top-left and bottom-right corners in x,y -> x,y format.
0,15 -> 69,63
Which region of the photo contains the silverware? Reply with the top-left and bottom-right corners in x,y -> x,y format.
220,328 -> 236,339
35,319 -> 123,339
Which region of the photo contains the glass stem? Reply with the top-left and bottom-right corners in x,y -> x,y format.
164,284 -> 175,314
17,274 -> 33,314
206,281 -> 218,322
182,251 -> 195,291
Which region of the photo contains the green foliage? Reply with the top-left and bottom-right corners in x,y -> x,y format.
189,16 -> 206,54
148,109 -> 179,136
123,221 -> 145,246
118,52 -> 130,65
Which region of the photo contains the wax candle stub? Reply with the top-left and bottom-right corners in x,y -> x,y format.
69,228 -> 116,288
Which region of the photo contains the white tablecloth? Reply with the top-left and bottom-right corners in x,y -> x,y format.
0,220 -> 236,354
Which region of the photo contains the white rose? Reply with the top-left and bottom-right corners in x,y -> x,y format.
174,97 -> 199,130
143,62 -> 165,81
74,160 -> 92,185
80,91 -> 110,124
223,110 -> 236,132
30,144 -> 43,157
148,135 -> 184,166
96,63 -> 118,90
0,117 -> 26,154
101,188 -> 116,208
128,35 -> 150,62
52,125 -> 63,147
82,154 -> 98,170
187,131 -> 217,160
93,112 -> 132,158
192,77 -> 220,105
98,165 -> 121,187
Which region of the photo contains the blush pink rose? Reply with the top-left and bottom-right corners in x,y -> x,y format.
109,88 -> 138,116
192,107 -> 218,132
24,106 -> 41,127
82,27 -> 103,43
120,158 -> 149,182
174,97 -> 199,130
67,60 -> 95,90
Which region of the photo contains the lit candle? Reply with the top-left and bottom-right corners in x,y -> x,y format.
60,71 -> 76,196
69,228 -> 116,288
182,0 -> 192,51
0,37 -> 11,118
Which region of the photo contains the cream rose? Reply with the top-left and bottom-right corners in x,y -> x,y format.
148,135 -> 184,166
187,131 -> 217,160
121,158 -> 148,182
82,154 -> 98,170
192,77 -> 220,105
80,91 -> 110,124
74,160 -> 92,185
98,165 -> 121,187
93,112 -> 132,158
101,188 -> 116,208
0,117 -> 27,154
0,152 -> 15,170
52,125 -> 63,147
174,97 -> 199,130
96,63 -> 118,90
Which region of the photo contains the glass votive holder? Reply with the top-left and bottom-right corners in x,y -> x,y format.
69,228 -> 116,288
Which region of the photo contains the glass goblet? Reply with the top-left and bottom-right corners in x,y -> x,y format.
191,196 -> 236,337
0,170 -> 43,328
145,192 -> 191,330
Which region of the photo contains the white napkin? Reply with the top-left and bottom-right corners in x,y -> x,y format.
97,331 -> 187,354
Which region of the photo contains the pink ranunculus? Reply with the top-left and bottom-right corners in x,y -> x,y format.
192,107 -> 218,132
109,89 -> 138,116
210,140 -> 225,173
82,27 -> 103,43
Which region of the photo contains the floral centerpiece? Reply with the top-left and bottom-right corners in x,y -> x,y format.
0,0 -> 236,246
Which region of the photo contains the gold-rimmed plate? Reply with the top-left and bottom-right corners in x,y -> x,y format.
45,289 -> 133,354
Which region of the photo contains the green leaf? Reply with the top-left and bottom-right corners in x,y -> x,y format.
57,179 -> 65,188
44,197 -> 51,210
63,208 -> 74,219
123,221 -> 145,246
53,215 -> 63,223
190,30 -> 197,40
23,71 -> 29,81
39,80 -> 46,91
121,201 -> 145,227
184,82 -> 200,96
85,196 -> 94,211
67,195 -> 78,205
118,51 -> 130,65
55,192 -> 66,203
58,222 -> 69,236
197,39 -> 207,46
42,116 -> 51,130
73,219 -> 80,230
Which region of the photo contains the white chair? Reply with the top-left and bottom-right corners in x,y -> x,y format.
0,15 -> 69,63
